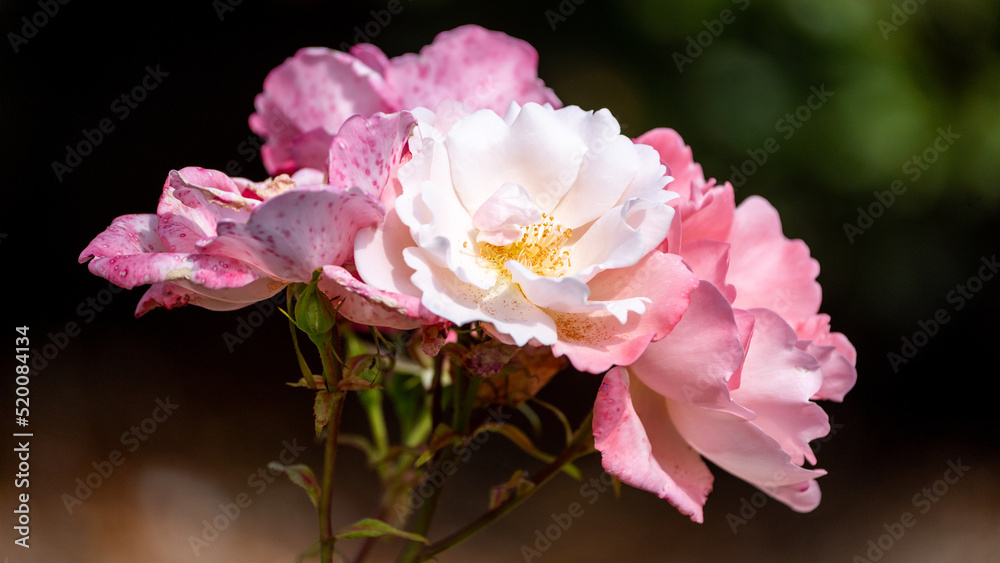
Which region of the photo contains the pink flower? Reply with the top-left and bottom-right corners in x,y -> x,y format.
79,164 -> 384,317
593,129 -> 856,521
352,103 -> 699,373
250,25 -> 561,175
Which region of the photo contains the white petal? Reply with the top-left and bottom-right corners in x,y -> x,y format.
508,261 -> 647,324
404,248 -> 558,346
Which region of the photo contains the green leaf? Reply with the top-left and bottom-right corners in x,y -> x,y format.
269,463 -> 321,509
334,518 -> 428,543
516,402 -> 543,437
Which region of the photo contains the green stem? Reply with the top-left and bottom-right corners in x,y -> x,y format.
417,410 -> 596,561
319,390 -> 345,563
317,322 -> 344,563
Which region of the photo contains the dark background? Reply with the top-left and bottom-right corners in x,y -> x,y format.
2,0 -> 998,561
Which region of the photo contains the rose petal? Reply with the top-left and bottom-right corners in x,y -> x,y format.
668,398 -> 827,513
319,264 -> 442,330
403,248 -> 558,347
250,47 -> 391,174
201,186 -> 384,282
550,251 -> 698,373
594,367 -> 714,523
381,25 -> 560,114
727,196 -> 821,325
732,309 -> 829,466
629,282 -> 754,420
327,111 -> 416,199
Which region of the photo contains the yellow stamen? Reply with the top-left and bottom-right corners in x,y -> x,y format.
478,214 -> 573,277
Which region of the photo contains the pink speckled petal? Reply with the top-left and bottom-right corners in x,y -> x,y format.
135,280 -> 283,317
327,111 -> 416,198
79,214 -> 166,263
79,214 -> 271,291
383,25 -> 561,114
318,265 -> 442,330
250,47 -> 392,174
156,168 -> 258,253
201,186 -> 384,282
593,367 -> 714,523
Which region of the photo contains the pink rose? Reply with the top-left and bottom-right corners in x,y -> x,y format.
593,129 -> 856,521
250,25 -> 561,175
78,135 -> 390,316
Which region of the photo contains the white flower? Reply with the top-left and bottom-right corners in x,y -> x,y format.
354,102 -> 699,373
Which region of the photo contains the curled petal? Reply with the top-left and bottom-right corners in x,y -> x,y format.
404,248 -> 558,347
318,265 -> 442,330
732,309 -> 829,466
635,128 -> 734,247
327,111 -> 417,199
135,280 -> 282,317
668,399 -> 827,513
200,186 -> 384,282
471,182 -> 542,246
550,251 -> 698,373
594,367 -> 714,523
797,314 -> 857,402
629,282 -> 753,420
250,47 -> 391,174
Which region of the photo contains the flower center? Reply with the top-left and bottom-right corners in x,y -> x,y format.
477,213 -> 573,277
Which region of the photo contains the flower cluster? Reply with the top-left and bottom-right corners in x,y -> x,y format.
80,24 -> 855,524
